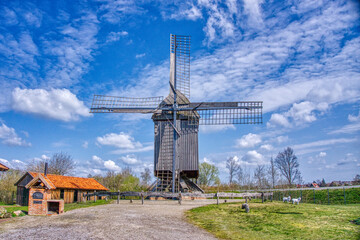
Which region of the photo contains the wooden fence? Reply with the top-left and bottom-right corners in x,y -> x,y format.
83,191 -> 273,205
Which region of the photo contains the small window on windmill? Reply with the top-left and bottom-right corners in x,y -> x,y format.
60,189 -> 64,199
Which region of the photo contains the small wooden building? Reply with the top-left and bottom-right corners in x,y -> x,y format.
15,172 -> 108,206
0,162 -> 9,171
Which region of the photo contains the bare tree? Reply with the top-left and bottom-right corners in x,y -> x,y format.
275,147 -> 301,187
226,156 -> 240,185
140,167 -> 152,186
254,165 -> 268,189
199,162 -> 219,186
268,157 -> 278,188
236,165 -> 244,186
27,152 -> 75,175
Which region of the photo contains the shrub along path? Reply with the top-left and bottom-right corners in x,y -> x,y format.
0,199 -> 235,240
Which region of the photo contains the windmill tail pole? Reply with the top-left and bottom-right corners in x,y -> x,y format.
172,34 -> 177,194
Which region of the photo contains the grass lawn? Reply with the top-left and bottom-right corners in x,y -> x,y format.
186,201 -> 360,240
64,199 -> 112,212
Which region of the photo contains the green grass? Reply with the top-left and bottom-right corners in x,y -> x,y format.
64,199 -> 112,212
186,201 -> 360,240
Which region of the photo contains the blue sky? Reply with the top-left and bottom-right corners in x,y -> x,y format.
0,0 -> 359,184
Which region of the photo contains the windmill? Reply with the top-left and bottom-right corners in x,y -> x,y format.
90,34 -> 263,193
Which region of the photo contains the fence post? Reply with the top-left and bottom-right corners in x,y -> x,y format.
261,192 -> 264,203
117,190 -> 120,204
178,192 -> 182,205
94,190 -> 96,202
141,191 -> 144,205
313,189 -> 316,204
217,192 -> 219,205
300,190 -> 302,201
343,187 -> 346,205
327,189 -> 330,205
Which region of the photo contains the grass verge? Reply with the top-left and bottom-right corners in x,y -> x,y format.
186,201 -> 360,240
64,199 -> 112,212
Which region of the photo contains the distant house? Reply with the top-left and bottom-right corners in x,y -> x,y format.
15,172 -> 109,206
311,182 -> 320,188
0,162 -> 9,171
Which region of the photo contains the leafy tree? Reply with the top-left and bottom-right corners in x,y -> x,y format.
226,156 -> 240,184
275,147 -> 301,187
268,157 -> 278,188
0,169 -> 24,204
27,152 -> 75,175
199,162 -> 219,186
140,167 -> 152,186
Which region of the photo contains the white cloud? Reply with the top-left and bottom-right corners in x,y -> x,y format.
260,144 -> 273,151
0,158 -> 26,170
236,133 -> 261,148
96,132 -> 153,154
318,152 -> 327,158
106,31 -> 128,43
0,123 -> 31,147
241,150 -> 266,165
243,0 -> 264,27
199,125 -> 235,133
275,135 -> 289,144
97,132 -> 142,149
348,112 -> 360,122
329,122 -> 360,135
268,101 -> 329,128
120,155 -> 140,165
293,138 -> 357,150
168,4 -> 202,21
82,141 -> 89,149
12,88 -> 91,122
326,153 -> 358,169
41,154 -> 50,161
92,155 -> 103,164
104,160 -> 122,172
135,53 -> 146,59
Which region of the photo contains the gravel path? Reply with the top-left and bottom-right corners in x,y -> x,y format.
0,199 -> 239,240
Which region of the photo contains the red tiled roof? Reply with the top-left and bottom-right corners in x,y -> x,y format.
28,172 -> 108,191
0,163 -> 9,171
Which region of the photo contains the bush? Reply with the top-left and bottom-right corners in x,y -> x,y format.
272,187 -> 360,204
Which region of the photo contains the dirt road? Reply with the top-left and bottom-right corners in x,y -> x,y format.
0,199 -> 237,240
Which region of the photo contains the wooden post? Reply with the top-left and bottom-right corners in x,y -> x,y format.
141,191 -> 144,205
261,192 -> 264,203
217,192 -> 219,205
343,187 -> 346,205
313,189 -> 315,204
300,190 -> 302,201
327,189 -> 330,205
84,192 -> 86,203
94,190 -> 96,202
117,190 -> 120,204
270,193 -> 273,202
178,192 -> 182,205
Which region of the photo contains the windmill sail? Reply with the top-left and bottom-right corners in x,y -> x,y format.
177,101 -> 263,125
169,34 -> 191,100
90,95 -> 164,113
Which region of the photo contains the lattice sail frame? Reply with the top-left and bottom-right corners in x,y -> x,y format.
170,34 -> 190,100
90,95 -> 164,113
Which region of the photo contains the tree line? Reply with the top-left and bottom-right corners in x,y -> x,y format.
199,147 -> 303,190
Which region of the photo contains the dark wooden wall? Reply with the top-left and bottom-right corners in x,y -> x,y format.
154,119 -> 199,178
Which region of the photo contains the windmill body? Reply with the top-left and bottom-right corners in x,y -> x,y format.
91,34 -> 263,193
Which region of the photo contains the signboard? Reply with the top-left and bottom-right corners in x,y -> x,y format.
33,200 -> 42,204
32,192 -> 44,199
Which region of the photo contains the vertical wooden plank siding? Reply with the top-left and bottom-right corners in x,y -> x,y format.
154,118 -> 199,177
51,189 -> 60,199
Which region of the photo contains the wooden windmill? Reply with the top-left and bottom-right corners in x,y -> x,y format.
91,34 -> 263,193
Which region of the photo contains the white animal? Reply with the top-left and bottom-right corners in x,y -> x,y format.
292,197 -> 301,204
283,196 -> 291,203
